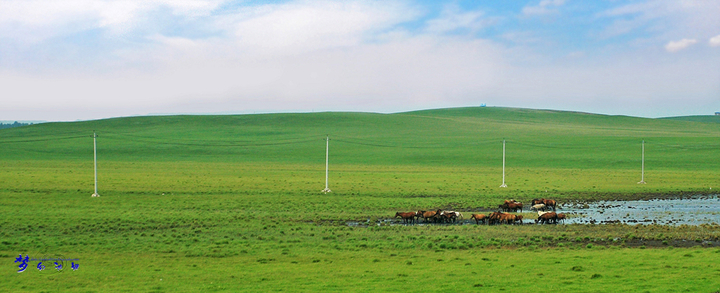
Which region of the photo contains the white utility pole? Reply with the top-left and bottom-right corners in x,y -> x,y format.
638,139 -> 646,184
92,131 -> 100,197
500,139 -> 507,188
322,135 -> 332,193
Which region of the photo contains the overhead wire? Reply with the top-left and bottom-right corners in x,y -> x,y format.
0,129 -> 716,151
0,135 -> 90,144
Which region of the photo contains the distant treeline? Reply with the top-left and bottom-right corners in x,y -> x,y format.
0,122 -> 33,129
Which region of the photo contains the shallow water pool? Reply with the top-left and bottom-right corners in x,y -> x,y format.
559,196 -> 720,225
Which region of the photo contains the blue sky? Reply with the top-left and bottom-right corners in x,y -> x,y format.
1,0 -> 718,121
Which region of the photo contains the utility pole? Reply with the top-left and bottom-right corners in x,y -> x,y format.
322,135 -> 332,193
638,139 -> 646,184
500,139 -> 507,188
92,131 -> 100,197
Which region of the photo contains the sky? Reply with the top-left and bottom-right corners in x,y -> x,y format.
1,0 -> 719,121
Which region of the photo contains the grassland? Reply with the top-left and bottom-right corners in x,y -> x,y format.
2,107 -> 720,292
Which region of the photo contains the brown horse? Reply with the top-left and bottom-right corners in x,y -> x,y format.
489,212 -> 515,225
498,203 -> 510,212
442,212 -> 458,223
542,199 -> 557,211
395,212 -> 417,224
487,212 -> 501,225
536,212 -> 558,224
556,213 -> 566,224
420,210 -> 442,223
508,202 -> 523,212
500,213 -> 517,225
471,214 -> 487,225
415,210 -> 426,222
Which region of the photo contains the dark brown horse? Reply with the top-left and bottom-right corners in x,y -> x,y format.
542,199 -> 557,211
442,212 -> 458,223
508,202 -> 523,212
395,212 -> 417,224
536,212 -> 558,224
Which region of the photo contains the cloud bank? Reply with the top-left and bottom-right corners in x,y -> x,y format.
0,0 -> 719,121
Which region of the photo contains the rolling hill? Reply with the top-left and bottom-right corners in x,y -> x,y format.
1,106 -> 718,171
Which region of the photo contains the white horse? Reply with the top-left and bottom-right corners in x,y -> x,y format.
440,211 -> 464,222
443,211 -> 463,219
531,204 -> 546,211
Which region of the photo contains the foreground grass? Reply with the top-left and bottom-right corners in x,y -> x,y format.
2,163 -> 720,291
5,248 -> 720,292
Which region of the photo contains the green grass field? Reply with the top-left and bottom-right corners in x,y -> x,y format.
2,107 -> 720,291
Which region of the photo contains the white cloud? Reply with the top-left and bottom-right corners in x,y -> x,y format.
0,0 -> 226,42
0,35 -> 506,120
597,0 -> 720,40
424,5 -> 489,34
665,38 -> 697,52
225,1 -> 416,53
710,35 -> 720,47
522,0 -> 566,16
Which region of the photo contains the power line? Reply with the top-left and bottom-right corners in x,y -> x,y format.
100,132 -> 316,147
0,135 -> 89,144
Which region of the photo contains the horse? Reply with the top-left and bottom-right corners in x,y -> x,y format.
471,214 -> 487,225
420,210 -> 437,223
395,212 -> 417,224
513,215 -> 524,225
420,209 -> 443,223
542,199 -> 557,211
487,212 -> 501,225
442,212 -> 458,223
531,203 -> 546,211
489,212 -> 514,225
508,202 -> 523,213
448,211 -> 463,221
536,212 -> 558,224
441,211 -> 462,223
415,210 -> 426,222
499,203 -> 510,212
556,213 -> 566,224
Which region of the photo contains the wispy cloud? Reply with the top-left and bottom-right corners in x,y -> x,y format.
665,38 -> 697,52
596,0 -> 720,41
522,0 -> 566,16
424,5 -> 491,34
0,0 -> 225,41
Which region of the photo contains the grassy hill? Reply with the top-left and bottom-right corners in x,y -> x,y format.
2,106 -> 719,168
661,115 -> 720,124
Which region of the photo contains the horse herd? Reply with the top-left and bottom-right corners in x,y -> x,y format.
394,210 -> 464,224
394,198 -> 566,225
